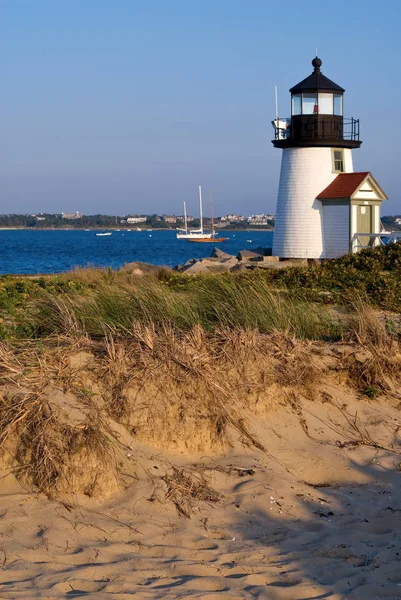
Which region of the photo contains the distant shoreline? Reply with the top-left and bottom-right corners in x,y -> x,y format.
0,226 -> 275,232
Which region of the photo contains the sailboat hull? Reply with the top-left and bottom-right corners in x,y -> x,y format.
187,237 -> 228,243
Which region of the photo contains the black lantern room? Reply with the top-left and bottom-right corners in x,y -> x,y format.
272,57 -> 362,149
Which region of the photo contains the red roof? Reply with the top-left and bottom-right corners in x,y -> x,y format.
317,172 -> 370,199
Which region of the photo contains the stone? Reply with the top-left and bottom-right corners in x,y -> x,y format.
230,262 -> 253,273
120,261 -> 170,274
254,258 -> 309,270
182,256 -> 238,275
182,260 -> 207,275
237,249 -> 263,262
262,255 -> 280,263
253,247 -> 273,257
210,247 -> 235,260
182,258 -> 197,267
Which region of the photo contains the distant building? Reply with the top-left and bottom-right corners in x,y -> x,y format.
247,214 -> 271,225
36,217 -> 46,221
126,216 -> 147,224
62,211 -> 82,219
220,214 -> 246,223
162,215 -> 177,224
395,217 -> 401,225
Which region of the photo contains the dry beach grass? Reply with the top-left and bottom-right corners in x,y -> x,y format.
1,245 -> 401,598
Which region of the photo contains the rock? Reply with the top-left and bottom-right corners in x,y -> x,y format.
182,256 -> 238,275
253,247 -> 273,257
120,261 -> 169,274
237,249 -> 263,262
262,255 -> 280,263
210,247 -> 235,260
254,258 -> 309,270
230,262 -> 253,273
182,260 -> 207,275
285,259 -> 308,267
183,258 -> 196,267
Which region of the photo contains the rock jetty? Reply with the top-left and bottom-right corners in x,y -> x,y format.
120,249 -> 311,276
175,247 -> 309,274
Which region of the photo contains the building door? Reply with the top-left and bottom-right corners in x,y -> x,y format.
356,205 -> 372,234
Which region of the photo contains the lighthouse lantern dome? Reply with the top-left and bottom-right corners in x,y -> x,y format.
272,56 -> 360,149
290,57 -> 344,117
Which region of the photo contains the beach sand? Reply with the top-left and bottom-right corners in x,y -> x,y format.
1,383 -> 401,600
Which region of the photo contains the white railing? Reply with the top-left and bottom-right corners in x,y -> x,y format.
351,232 -> 401,253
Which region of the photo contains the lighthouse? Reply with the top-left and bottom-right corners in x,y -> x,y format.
272,57 -> 387,259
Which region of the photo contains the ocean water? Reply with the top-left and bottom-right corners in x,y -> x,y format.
0,229 -> 274,275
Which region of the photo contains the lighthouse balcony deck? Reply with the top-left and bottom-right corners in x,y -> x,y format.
272,116 -> 361,149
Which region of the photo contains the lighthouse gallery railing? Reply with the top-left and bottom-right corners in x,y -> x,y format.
273,116 -> 360,141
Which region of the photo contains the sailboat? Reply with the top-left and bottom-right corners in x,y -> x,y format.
176,186 -> 227,242
176,186 -> 213,240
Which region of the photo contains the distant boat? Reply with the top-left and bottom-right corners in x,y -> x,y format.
380,220 -> 391,234
177,186 -> 225,242
181,187 -> 227,243
96,232 -> 112,236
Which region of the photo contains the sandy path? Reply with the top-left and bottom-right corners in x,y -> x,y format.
1,395 -> 401,599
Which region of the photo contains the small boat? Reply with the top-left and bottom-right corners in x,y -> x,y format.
186,188 -> 227,243
177,186 -> 226,242
96,232 -> 112,236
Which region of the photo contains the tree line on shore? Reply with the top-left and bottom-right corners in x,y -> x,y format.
0,213 -> 274,229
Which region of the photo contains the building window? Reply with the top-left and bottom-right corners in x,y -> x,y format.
292,94 -> 301,115
302,93 -> 318,114
332,149 -> 344,173
334,94 -> 343,115
318,93 -> 334,114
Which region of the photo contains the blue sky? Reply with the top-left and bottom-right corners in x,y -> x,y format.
0,0 -> 400,216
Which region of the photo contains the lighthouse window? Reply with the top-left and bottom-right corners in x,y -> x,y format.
332,149 -> 344,173
292,94 -> 302,115
334,94 -> 343,115
302,93 -> 318,114
318,93 -> 334,114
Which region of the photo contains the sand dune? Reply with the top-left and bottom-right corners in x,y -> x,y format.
2,386 -> 401,599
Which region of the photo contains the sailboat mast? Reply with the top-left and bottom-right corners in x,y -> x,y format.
209,190 -> 215,236
183,201 -> 188,233
199,185 -> 203,234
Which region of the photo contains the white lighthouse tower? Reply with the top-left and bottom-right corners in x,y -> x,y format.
272,57 -> 387,259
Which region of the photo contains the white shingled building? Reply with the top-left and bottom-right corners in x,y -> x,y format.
271,57 -> 387,259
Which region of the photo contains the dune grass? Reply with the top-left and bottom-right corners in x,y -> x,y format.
10,274 -> 340,341
1,242 -> 401,342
